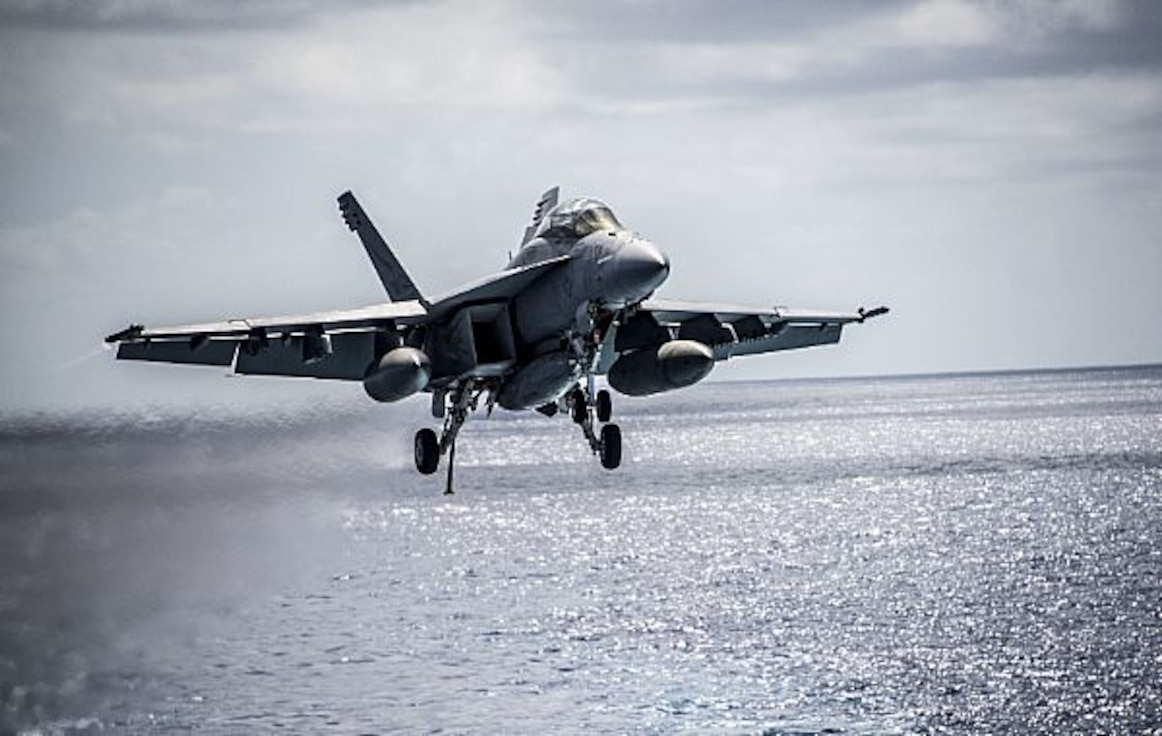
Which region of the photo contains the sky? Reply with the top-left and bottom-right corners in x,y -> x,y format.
1,0 -> 1160,413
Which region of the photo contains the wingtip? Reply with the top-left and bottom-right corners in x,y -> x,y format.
857,306 -> 890,323
105,324 -> 144,343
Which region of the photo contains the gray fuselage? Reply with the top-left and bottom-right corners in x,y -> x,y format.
488,198 -> 670,409
505,197 -> 669,353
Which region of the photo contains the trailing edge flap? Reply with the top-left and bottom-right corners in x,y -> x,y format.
425,254 -> 572,320
521,186 -> 560,245
116,332 -> 376,380
338,191 -> 426,305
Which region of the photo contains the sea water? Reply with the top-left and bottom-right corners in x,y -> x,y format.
2,367 -> 1160,733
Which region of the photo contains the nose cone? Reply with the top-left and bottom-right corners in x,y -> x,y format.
608,239 -> 670,305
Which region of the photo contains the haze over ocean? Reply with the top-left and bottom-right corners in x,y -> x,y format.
3,367 -> 1160,733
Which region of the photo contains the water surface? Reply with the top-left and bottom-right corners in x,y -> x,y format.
2,367 -> 1160,733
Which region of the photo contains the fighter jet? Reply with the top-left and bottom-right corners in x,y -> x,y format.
106,188 -> 888,493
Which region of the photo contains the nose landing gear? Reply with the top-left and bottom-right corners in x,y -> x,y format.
570,384 -> 621,469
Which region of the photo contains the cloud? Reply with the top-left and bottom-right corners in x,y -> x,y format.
893,0 -> 999,47
0,2 -> 564,152
472,0 -> 1162,114
5,0 -> 1158,153
0,0 -> 397,32
0,0 -> 1161,412
247,3 -> 561,112
0,185 -> 221,272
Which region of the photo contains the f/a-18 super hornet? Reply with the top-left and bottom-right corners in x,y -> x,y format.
106,187 -> 888,493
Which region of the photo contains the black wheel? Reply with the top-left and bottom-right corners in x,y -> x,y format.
599,423 -> 622,470
414,428 -> 439,475
595,389 -> 612,423
571,388 -> 587,425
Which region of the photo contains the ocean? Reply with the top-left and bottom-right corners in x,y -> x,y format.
2,366 -> 1160,734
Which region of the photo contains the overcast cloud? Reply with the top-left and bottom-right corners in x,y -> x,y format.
1,0 -> 1160,412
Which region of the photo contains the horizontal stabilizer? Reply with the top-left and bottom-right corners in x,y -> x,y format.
338,191 -> 426,305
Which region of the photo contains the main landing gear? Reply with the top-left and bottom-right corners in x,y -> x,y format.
414,382 -> 480,495
412,377 -> 622,494
570,385 -> 621,470
414,428 -> 439,475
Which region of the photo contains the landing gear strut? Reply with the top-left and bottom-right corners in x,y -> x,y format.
562,304 -> 623,470
570,381 -> 621,470
413,381 -> 482,494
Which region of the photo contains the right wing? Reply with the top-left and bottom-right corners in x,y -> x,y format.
105,255 -> 573,381
105,187 -> 578,383
105,301 -> 428,380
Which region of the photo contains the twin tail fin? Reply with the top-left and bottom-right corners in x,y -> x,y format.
338,191 -> 427,306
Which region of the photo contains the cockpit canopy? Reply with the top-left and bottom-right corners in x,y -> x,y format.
534,197 -> 623,241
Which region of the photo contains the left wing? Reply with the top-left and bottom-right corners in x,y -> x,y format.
599,298 -> 888,370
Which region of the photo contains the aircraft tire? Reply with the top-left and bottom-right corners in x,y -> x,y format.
571,389 -> 587,425
599,423 -> 622,470
596,389 -> 612,423
415,428 -> 439,475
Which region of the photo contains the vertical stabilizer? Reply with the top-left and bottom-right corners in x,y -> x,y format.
521,186 -> 560,245
338,191 -> 427,305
